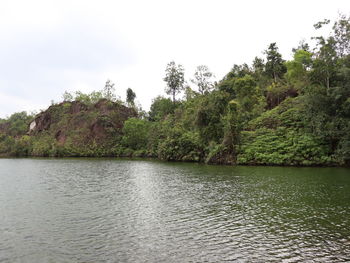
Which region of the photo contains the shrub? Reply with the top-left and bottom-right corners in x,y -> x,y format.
237,128 -> 333,166
158,129 -> 203,161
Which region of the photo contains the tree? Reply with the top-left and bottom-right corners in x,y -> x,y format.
62,91 -> 73,102
264,43 -> 286,82
285,49 -> 312,90
311,22 -> 337,93
121,118 -> 150,150
89,91 -> 103,104
252,57 -> 265,75
310,14 -> 349,93
75,91 -> 92,104
103,79 -> 116,101
126,88 -> 136,106
6,112 -> 33,137
163,61 -> 185,103
225,63 -> 251,80
194,90 -> 230,143
191,65 -> 214,94
332,14 -> 350,57
149,96 -> 175,121
292,39 -> 311,53
233,75 -> 266,120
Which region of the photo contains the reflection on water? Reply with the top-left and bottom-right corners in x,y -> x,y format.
0,159 -> 349,262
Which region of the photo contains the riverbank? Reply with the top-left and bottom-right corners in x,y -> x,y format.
0,155 -> 347,168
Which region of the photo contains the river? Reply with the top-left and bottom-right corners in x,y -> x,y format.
0,158 -> 349,262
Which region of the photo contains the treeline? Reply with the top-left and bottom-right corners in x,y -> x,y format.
0,14 -> 349,166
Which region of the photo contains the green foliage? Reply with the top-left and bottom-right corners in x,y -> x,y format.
62,91 -> 74,102
103,80 -> 117,102
133,149 -> 147,157
205,142 -> 226,164
61,80 -> 119,106
332,14 -> 350,57
238,128 -> 332,166
222,100 -> 242,151
193,91 -> 230,143
13,135 -> 32,156
121,118 -> 150,150
335,132 -> 350,165
285,49 -> 312,91
158,129 -> 203,161
191,65 -> 214,94
225,63 -> 251,79
233,75 -> 266,120
126,88 -> 136,106
73,90 -> 104,105
163,61 -> 185,103
264,42 -> 287,82
249,97 -> 306,130
149,96 -> 176,121
0,135 -> 15,155
239,96 -> 337,166
31,133 -> 56,157
146,119 -> 173,157
5,111 -> 33,136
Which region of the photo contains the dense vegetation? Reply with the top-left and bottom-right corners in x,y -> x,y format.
1,15 -> 349,166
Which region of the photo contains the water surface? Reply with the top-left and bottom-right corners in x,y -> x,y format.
0,159 -> 349,262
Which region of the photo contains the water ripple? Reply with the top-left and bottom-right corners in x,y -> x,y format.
0,159 -> 349,262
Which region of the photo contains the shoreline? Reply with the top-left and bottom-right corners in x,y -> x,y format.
1,155 -> 348,168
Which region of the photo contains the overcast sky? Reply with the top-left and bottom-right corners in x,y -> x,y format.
0,0 -> 349,118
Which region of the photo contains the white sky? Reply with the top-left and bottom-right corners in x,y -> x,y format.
0,0 -> 349,118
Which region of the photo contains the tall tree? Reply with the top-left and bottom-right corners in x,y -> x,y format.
191,65 -> 214,94
252,57 -> 265,74
163,61 -> 185,103
311,21 -> 338,93
285,49 -> 312,90
332,14 -> 350,57
103,80 -> 116,101
264,43 -> 286,82
62,91 -> 73,102
126,88 -> 136,106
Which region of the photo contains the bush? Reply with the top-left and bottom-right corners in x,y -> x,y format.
121,118 -> 150,150
31,134 -> 56,157
237,128 -> 333,166
158,129 -> 203,161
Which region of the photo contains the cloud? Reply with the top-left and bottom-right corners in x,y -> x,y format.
0,21 -> 134,91
0,0 -> 349,117
0,8 -> 136,115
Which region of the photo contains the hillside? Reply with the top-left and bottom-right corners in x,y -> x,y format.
0,99 -> 137,157
0,15 -> 349,166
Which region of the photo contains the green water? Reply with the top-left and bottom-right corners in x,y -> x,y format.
0,158 -> 349,262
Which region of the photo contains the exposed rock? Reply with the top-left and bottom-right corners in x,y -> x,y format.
70,101 -> 88,114
27,99 -> 137,147
29,121 -> 36,131
30,111 -> 51,134
55,130 -> 66,145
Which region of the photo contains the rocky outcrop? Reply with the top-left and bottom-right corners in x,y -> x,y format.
29,111 -> 51,134
28,99 -> 137,147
